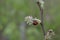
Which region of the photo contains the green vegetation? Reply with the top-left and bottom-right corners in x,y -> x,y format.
0,0 -> 60,40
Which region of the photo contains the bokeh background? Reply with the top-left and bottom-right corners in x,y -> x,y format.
0,0 -> 60,40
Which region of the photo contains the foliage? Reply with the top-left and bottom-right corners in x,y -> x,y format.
0,0 -> 60,40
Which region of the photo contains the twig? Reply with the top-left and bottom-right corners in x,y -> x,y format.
37,0 -> 46,36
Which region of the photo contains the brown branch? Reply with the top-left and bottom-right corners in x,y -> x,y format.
37,1 -> 46,36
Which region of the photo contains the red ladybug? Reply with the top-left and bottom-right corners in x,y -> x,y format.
32,20 -> 38,25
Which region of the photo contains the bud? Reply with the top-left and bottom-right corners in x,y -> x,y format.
37,0 -> 44,8
45,29 -> 55,40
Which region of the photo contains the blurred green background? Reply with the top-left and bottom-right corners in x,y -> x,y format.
0,0 -> 60,40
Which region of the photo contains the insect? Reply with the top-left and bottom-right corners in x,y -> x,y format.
33,20 -> 38,25
25,16 -> 41,25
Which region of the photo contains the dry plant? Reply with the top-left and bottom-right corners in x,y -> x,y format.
25,0 -> 55,40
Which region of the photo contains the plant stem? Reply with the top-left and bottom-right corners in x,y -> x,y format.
37,1 -> 46,36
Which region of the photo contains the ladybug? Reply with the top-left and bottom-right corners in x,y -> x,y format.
32,20 -> 38,25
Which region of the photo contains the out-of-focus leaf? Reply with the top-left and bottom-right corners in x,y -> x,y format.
4,21 -> 16,35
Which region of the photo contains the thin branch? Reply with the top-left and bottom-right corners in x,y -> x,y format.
37,0 -> 46,36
